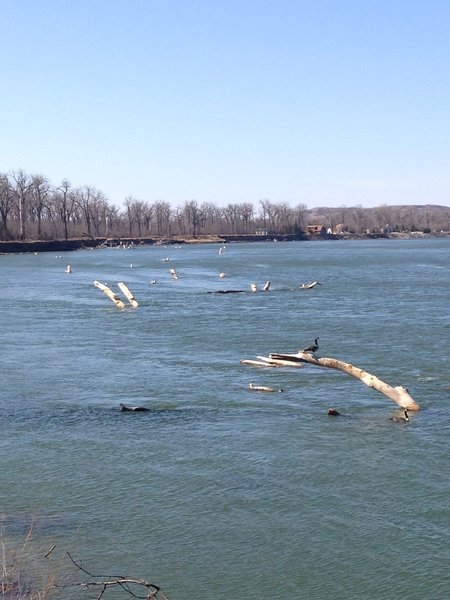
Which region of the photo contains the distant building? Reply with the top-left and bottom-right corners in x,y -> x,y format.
307,225 -> 327,236
255,229 -> 268,235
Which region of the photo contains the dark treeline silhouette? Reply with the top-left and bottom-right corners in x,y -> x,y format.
1,169 -> 449,242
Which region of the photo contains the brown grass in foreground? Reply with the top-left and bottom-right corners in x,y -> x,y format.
1,524 -> 170,600
1,526 -> 57,600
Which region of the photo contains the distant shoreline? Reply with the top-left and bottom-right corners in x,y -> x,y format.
0,231 -> 448,254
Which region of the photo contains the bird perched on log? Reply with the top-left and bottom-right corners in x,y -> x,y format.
302,338 -> 319,353
390,409 -> 409,423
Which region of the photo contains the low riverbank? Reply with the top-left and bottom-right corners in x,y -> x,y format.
1,230 -> 448,254
0,233 -> 309,253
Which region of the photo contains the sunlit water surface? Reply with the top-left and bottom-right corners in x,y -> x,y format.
1,239 -> 449,599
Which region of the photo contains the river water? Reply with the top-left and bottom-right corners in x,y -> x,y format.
1,238 -> 449,599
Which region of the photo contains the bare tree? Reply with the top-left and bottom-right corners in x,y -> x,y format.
0,172 -> 15,239
74,185 -> 97,237
200,201 -> 221,235
29,174 -> 51,238
153,201 -> 171,236
223,203 -> 240,233
275,202 -> 292,233
349,204 -> 368,234
293,203 -> 308,233
239,202 -> 254,233
183,200 -> 204,236
52,179 -> 76,240
124,196 -> 148,237
264,200 -> 279,232
373,204 -> 393,233
104,204 -> 122,238
88,190 -> 110,237
11,169 -> 34,241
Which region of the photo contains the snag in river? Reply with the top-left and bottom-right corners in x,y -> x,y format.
242,350 -> 420,411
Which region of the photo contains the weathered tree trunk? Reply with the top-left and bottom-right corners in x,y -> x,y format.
94,281 -> 126,309
118,282 -> 139,307
253,351 -> 420,410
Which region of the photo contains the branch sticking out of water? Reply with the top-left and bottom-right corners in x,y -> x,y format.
244,351 -> 420,410
61,552 -> 171,600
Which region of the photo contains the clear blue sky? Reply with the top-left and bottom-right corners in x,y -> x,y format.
1,0 -> 449,209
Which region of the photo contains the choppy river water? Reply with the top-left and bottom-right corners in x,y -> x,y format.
1,238 -> 449,599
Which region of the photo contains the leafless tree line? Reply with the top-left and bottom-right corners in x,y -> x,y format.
1,170 -> 448,242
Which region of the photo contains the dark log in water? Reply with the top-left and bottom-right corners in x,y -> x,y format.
119,403 -> 150,412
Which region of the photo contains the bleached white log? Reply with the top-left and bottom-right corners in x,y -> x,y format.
248,383 -> 283,392
268,351 -> 420,410
240,359 -> 281,368
300,281 -> 322,289
256,355 -> 303,367
118,282 -> 139,308
241,356 -> 303,368
94,281 -> 126,309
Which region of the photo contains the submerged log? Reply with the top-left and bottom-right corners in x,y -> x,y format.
267,351 -> 420,410
240,359 -> 282,367
248,383 -> 283,392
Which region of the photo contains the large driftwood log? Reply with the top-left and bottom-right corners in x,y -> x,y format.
118,282 -> 139,308
94,280 -> 126,309
257,351 -> 420,410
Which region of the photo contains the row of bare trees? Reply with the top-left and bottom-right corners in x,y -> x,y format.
1,170 -> 449,242
310,203 -> 450,236
0,171 -> 114,242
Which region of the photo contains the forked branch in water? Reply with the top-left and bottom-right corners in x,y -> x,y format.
57,552 -> 171,600
246,351 -> 420,410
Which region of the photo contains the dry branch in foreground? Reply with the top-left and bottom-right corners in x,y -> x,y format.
57,552 -> 171,600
